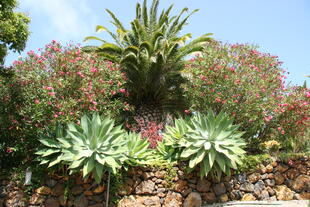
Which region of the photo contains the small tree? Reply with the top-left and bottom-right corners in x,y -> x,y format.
0,0 -> 30,65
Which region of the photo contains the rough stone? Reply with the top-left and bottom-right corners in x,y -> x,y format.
72,185 -> 84,195
46,179 -> 57,188
36,186 -> 51,195
239,182 -> 255,192
269,196 -> 277,201
139,196 -> 161,207
241,193 -> 256,201
261,174 -> 268,180
274,172 -> 285,185
84,190 -> 93,196
254,180 -> 265,191
248,173 -> 261,183
52,183 -> 64,196
88,204 -> 104,207
275,185 -> 294,200
154,171 -> 166,179
203,192 -> 217,203
183,192 -> 202,207
219,194 -> 229,203
235,174 -> 247,184
213,183 -> 226,196
276,164 -> 289,173
265,164 -> 273,173
258,190 -> 270,200
58,195 -> 67,206
118,195 -> 160,207
264,179 -> 275,187
45,198 -> 60,207
296,164 -> 308,174
271,161 -> 278,167
162,192 -> 183,207
224,182 -> 233,192
196,179 -> 211,193
173,180 -> 188,193
291,175 -> 310,191
229,190 -> 242,200
142,172 -> 154,180
118,184 -> 134,196
93,185 -> 105,194
286,169 -> 299,179
257,164 -> 267,174
89,195 -> 103,203
300,192 -> 310,200
29,193 -> 45,205
266,186 -> 275,196
73,195 -> 88,207
135,180 -> 155,195
267,173 -> 274,179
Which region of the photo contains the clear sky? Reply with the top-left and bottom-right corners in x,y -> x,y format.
5,0 -> 310,86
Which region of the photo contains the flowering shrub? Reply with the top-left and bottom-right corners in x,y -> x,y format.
184,41 -> 309,151
275,86 -> 310,152
0,41 -> 133,166
126,119 -> 163,149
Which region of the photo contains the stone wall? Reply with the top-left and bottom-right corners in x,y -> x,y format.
0,157 -> 309,207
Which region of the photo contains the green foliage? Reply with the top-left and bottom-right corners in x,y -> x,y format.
158,110 -> 246,180
0,0 -> 30,64
85,0 -> 212,115
157,118 -> 189,162
0,41 -> 131,167
184,41 -> 310,150
124,132 -> 154,167
277,152 -> 310,162
36,125 -> 68,168
37,113 -> 129,183
236,154 -> 271,173
36,113 -> 158,183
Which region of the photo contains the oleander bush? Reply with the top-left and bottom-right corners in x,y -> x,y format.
0,41 -> 133,166
184,41 -> 310,151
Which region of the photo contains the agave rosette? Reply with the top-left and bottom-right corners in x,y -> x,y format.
180,110 -> 246,179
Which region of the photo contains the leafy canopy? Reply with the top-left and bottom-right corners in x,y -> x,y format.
0,0 -> 30,65
84,0 -> 212,110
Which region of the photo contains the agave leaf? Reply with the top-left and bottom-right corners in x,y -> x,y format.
204,142 -> 211,150
69,158 -> 85,169
39,139 -> 59,148
105,156 -> 119,169
57,138 -> 71,148
48,154 -> 64,167
83,158 -> 95,178
41,149 -> 60,157
180,146 -> 200,158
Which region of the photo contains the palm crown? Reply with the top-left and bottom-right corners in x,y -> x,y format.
85,0 -> 212,124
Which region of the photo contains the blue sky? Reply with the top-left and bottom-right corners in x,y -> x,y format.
5,0 -> 310,86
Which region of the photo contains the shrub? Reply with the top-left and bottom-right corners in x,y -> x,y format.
0,41 -> 132,166
36,113 -> 152,183
184,41 -> 309,150
274,85 -> 310,152
158,110 -> 246,180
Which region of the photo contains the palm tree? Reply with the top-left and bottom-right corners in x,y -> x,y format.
84,0 -> 212,129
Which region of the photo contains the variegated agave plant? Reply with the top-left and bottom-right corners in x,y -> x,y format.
36,125 -> 71,168
159,110 -> 246,180
124,132 -> 155,167
36,113 -> 128,183
157,118 -> 189,163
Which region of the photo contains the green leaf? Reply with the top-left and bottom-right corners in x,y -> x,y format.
83,158 -> 95,177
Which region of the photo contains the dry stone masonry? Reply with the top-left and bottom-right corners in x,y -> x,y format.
0,156 -> 309,207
